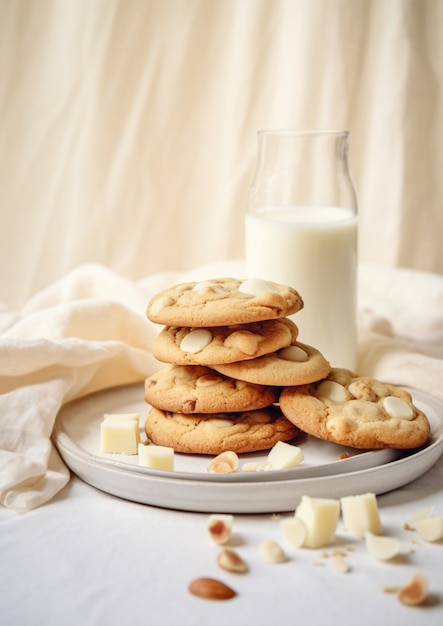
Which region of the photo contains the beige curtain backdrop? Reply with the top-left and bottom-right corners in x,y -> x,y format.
1,0 -> 442,307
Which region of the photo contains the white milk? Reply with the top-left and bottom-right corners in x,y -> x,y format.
245,206 -> 358,370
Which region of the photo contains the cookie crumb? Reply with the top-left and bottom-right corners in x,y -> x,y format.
331,549 -> 346,557
330,554 -> 351,573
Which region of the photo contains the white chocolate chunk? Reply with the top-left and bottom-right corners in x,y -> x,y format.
223,330 -> 260,355
242,461 -> 272,472
259,540 -> 288,563
340,493 -> 383,538
138,443 -> 174,470
295,496 -> 340,548
238,278 -> 278,296
209,418 -> 235,428
192,281 -> 227,294
266,441 -> 304,469
382,396 -> 414,420
100,414 -> 140,454
278,345 -> 308,362
207,514 -> 234,545
413,516 -> 443,542
365,531 -> 400,560
280,517 -> 307,548
149,295 -> 173,316
316,380 -> 349,403
406,506 -> 435,526
179,329 -> 213,353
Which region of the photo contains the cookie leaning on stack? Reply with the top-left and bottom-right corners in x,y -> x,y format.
279,368 -> 431,450
144,277 -> 331,455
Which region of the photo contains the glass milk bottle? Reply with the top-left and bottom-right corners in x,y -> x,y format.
245,130 -> 358,370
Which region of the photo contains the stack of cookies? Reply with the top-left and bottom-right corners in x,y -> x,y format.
143,277 -> 331,455
144,276 -> 431,456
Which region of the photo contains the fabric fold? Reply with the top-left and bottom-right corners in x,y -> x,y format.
0,264 -> 161,511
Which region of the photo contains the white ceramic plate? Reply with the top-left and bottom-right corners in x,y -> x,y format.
53,384 -> 443,513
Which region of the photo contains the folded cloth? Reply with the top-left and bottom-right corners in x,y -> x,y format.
1,261 -> 442,512
0,264 -> 165,511
358,265 -> 443,402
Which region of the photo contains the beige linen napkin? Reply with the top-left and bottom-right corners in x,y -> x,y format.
357,265 -> 443,403
0,264 -> 167,512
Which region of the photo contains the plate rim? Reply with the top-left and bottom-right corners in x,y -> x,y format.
52,383 -> 443,513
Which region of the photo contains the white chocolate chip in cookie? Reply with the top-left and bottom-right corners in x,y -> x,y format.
223,330 -> 260,355
192,281 -> 228,294
149,295 -> 174,316
180,329 -> 213,353
382,396 -> 414,420
209,418 -> 236,428
316,380 -> 351,403
326,415 -> 356,436
278,345 -> 309,362
238,278 -> 279,296
348,380 -> 378,402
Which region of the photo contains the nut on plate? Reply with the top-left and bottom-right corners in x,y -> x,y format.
207,451 -> 239,473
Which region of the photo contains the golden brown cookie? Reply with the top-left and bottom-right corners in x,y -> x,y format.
144,406 -> 299,455
213,341 -> 330,386
144,364 -> 280,414
146,277 -> 303,327
279,368 -> 431,450
152,318 -> 298,366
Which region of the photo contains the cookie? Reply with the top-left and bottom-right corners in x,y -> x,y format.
144,406 -> 299,454
146,277 -> 303,327
279,368 -> 431,450
144,364 -> 280,413
152,318 -> 298,366
213,340 -> 331,386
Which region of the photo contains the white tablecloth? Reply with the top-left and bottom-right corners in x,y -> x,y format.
1,469 -> 442,626
1,261 -> 443,625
